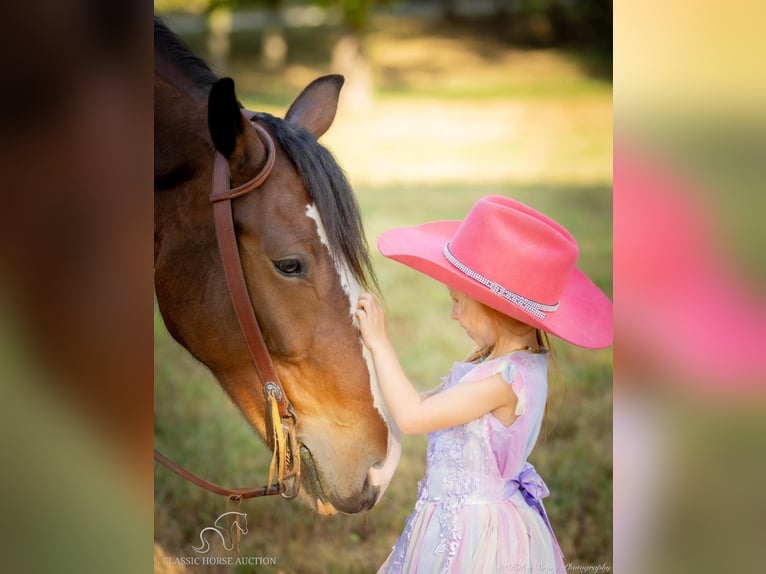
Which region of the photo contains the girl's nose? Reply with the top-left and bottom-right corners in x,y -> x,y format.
451,302 -> 459,320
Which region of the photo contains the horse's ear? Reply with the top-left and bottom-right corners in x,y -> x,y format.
285,75 -> 344,138
208,78 -> 244,157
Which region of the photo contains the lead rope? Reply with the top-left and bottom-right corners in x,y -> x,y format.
266,387 -> 288,489
235,514 -> 241,556
224,495 -> 244,556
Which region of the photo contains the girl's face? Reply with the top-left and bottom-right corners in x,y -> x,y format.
448,288 -> 496,348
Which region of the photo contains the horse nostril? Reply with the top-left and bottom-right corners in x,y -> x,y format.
362,475 -> 380,510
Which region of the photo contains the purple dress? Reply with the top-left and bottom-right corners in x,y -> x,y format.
379,352 -> 566,574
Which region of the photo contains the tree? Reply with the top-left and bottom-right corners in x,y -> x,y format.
155,0 -> 288,74
321,0 -> 374,110
156,0 -> 399,104
316,0 -> 400,111
207,0 -> 289,73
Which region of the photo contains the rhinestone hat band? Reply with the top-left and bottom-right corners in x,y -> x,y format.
443,242 -> 560,320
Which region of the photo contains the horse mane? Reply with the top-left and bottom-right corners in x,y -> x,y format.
154,16 -> 218,88
253,112 -> 378,291
154,16 -> 375,289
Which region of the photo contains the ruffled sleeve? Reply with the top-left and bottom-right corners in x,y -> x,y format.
460,357 -> 525,415
495,358 -> 526,416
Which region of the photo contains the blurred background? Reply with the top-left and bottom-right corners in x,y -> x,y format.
154,0 -> 612,572
613,2 -> 766,574
2,1 -> 764,574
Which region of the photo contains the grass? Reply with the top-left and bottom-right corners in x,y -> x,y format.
155,11 -> 612,573
154,182 -> 612,573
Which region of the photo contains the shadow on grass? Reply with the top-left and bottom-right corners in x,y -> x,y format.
384,12 -> 612,81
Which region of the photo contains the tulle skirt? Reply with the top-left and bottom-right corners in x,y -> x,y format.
378,497 -> 566,574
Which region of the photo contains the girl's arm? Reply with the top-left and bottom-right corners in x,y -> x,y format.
356,293 -> 517,434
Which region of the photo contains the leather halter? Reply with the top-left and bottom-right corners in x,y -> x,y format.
154,112 -> 301,501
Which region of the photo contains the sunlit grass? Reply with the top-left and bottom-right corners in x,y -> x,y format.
155,11 -> 612,573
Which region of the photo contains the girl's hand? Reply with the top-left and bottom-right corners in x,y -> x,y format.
355,293 -> 389,352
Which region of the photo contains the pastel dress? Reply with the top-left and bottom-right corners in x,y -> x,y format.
378,352 -> 566,574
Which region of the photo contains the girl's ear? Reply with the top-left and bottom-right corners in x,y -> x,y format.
285,75 -> 344,137
208,78 -> 244,157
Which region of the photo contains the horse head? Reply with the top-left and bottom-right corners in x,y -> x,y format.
154,19 -> 400,514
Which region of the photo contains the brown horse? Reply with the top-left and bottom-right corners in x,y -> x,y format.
154,18 -> 399,515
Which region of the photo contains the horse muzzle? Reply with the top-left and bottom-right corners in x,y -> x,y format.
298,444 -> 380,515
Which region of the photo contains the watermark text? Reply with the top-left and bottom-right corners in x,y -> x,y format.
499,563 -> 611,573
162,556 -> 277,566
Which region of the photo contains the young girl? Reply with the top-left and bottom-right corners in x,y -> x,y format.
355,196 -> 612,574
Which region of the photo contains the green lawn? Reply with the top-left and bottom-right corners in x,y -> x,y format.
155,12 -> 612,573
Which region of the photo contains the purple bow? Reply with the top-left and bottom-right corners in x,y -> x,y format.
504,462 -> 564,559
504,462 -> 550,504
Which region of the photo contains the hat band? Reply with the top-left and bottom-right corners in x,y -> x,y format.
443,243 -> 560,320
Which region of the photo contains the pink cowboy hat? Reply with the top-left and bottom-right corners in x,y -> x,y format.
378,195 -> 613,349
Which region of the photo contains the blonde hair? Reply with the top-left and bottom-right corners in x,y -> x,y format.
464,301 -> 553,364
463,299 -> 561,439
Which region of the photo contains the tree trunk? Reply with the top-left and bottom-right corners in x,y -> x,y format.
331,31 -> 374,112
261,9 -> 287,70
441,0 -> 460,22
206,6 -> 232,76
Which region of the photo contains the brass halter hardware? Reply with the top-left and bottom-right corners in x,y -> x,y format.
155,112 -> 301,501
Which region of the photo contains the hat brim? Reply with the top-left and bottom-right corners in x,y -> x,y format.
378,220 -> 613,349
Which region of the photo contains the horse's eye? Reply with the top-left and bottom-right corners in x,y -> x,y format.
273,259 -> 303,277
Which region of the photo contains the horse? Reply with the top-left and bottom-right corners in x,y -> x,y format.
154,17 -> 400,515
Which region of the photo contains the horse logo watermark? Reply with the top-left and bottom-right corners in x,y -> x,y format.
192,511 -> 249,554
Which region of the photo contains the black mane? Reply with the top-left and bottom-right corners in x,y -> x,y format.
253,113 -> 377,291
154,16 -> 218,88
154,16 -> 374,289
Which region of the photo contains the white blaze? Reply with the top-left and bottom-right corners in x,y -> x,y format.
305,203 -> 401,499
